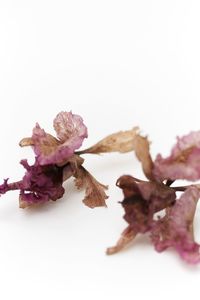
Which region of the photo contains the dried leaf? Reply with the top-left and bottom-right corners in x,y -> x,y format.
74,166 -> 108,208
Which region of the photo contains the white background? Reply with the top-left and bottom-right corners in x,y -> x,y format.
0,1 -> 200,299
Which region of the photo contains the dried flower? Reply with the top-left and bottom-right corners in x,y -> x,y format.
107,131 -> 200,264
2,111 -> 199,264
0,111 -> 138,209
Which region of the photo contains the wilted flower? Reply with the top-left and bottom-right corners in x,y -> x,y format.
0,111 -> 138,209
107,131 -> 200,264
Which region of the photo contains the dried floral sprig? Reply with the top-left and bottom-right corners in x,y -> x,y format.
107,131 -> 200,264
0,111 -> 139,209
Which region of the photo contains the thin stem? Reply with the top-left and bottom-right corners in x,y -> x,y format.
7,181 -> 24,191
75,150 -> 95,155
172,186 -> 187,192
172,184 -> 200,192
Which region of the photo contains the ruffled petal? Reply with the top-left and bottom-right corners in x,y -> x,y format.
74,166 -> 108,208
0,160 -> 65,208
20,111 -> 88,166
117,176 -> 176,233
154,131 -> 200,181
31,123 -> 62,164
151,187 -> 200,264
53,111 -> 88,144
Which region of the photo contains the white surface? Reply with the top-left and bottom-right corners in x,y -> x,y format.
0,1 -> 200,299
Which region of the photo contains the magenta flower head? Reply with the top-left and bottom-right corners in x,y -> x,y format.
107,131 -> 200,264
0,111 -> 137,209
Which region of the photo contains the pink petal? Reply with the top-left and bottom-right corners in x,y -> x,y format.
54,111 -> 88,144
153,131 -> 200,181
151,187 -> 200,264
31,112 -> 88,165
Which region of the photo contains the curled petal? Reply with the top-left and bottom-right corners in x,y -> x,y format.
132,135 -> 154,180
62,155 -> 84,181
19,137 -> 34,147
19,160 -> 65,207
19,112 -> 88,166
171,131 -> 200,156
107,226 -> 137,255
78,128 -> 139,154
0,160 -> 65,208
117,176 -> 176,220
114,176 -> 176,241
78,128 -> 154,180
74,166 -> 108,208
53,111 -> 88,144
31,124 -> 62,165
151,187 -> 200,264
154,131 -> 200,181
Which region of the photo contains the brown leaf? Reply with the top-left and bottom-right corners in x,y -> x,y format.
106,226 -> 137,255
77,128 -> 139,154
74,166 -> 108,208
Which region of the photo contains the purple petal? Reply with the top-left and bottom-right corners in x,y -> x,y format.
153,131 -> 200,181
1,160 -> 65,207
20,160 -> 65,205
151,187 -> 200,264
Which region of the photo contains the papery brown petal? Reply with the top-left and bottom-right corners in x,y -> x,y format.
19,197 -> 31,209
116,175 -> 140,198
78,128 -> 154,180
19,137 -> 34,147
106,226 -> 137,255
132,135 -> 154,180
74,166 -> 108,208
32,124 -> 61,156
78,128 -> 139,154
19,196 -> 39,209
62,155 -> 84,181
